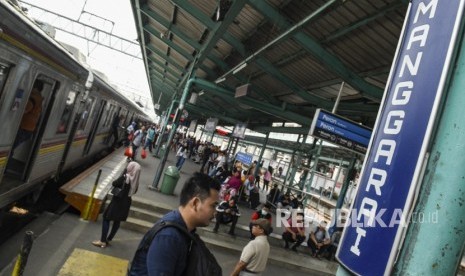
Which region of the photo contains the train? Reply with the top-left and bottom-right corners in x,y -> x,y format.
0,0 -> 151,210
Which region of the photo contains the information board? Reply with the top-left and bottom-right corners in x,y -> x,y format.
309,109 -> 371,154
235,152 -> 253,166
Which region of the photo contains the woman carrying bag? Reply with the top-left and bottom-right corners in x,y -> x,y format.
92,161 -> 141,248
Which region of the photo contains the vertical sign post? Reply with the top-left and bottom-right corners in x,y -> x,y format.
336,1 -> 465,275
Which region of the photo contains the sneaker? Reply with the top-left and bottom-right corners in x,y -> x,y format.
92,240 -> 107,248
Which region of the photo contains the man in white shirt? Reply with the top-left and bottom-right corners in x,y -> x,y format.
208,150 -> 226,177
307,221 -> 331,258
230,218 -> 271,276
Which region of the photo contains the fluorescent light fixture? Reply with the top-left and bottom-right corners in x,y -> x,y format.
214,77 -> 226,84
232,62 -> 247,74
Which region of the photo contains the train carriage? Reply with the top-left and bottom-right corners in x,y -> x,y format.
0,0 -> 149,209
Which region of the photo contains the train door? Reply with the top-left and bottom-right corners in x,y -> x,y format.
83,99 -> 106,155
55,88 -> 81,176
5,75 -> 59,181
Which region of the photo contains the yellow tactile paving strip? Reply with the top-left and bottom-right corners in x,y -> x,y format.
58,248 -> 128,276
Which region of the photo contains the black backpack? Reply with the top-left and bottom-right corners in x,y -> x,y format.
128,220 -> 222,276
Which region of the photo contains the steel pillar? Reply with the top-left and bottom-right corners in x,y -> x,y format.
392,25 -> 465,275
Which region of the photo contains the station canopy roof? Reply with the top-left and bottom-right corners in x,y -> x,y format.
130,0 -> 408,135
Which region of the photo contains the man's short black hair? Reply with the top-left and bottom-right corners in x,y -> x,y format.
180,172 -> 220,206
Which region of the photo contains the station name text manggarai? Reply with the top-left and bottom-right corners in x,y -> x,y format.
350,0 -> 438,256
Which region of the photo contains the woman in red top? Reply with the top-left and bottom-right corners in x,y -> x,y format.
224,169 -> 242,200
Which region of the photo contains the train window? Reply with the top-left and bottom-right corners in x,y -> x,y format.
56,91 -> 77,134
121,108 -> 129,126
0,63 -> 10,97
77,96 -> 95,131
101,103 -> 114,127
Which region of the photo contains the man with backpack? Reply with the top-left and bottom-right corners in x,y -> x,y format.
128,173 -> 222,276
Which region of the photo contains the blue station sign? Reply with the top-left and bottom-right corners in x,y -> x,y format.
235,152 -> 253,166
309,109 -> 372,154
337,1 -> 465,275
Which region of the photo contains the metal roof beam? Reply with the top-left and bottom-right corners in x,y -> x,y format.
170,0 -> 246,56
146,45 -> 186,72
148,60 -> 183,81
193,78 -> 311,126
148,63 -> 182,82
150,72 -> 178,87
177,0 -> 248,87
252,126 -> 310,135
153,84 -> 171,105
196,96 -> 259,119
248,0 -> 384,101
322,1 -> 405,43
149,63 -> 180,83
196,0 -> 247,66
140,6 -> 202,49
140,6 -> 217,78
144,25 -> 194,63
149,70 -> 180,87
146,1 -> 271,103
185,103 -> 242,125
255,58 -> 333,109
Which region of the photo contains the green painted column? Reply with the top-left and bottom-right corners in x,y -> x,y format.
330,154 -> 357,235
153,100 -> 176,156
254,132 -> 269,177
306,139 -> 322,193
392,28 -> 465,275
150,78 -> 195,190
284,134 -> 301,194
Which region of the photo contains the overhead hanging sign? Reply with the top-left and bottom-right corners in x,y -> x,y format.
204,118 -> 218,133
337,1 -> 465,275
232,122 -> 247,139
188,120 -> 197,133
309,109 -> 372,154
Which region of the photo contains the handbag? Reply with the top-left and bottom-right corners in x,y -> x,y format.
124,146 -> 133,157
141,149 -> 147,159
110,173 -> 126,198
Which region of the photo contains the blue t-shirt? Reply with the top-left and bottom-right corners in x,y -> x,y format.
146,210 -> 193,276
147,128 -> 155,141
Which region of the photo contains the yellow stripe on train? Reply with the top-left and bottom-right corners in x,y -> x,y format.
0,156 -> 7,167
39,144 -> 65,155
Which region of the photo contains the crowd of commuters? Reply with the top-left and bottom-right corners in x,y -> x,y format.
94,124 -> 343,275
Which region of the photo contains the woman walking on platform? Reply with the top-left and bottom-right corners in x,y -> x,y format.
92,161 -> 141,248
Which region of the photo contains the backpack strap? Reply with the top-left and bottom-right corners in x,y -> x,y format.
138,220 -> 195,252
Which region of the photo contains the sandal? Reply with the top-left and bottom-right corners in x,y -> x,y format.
92,240 -> 107,248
